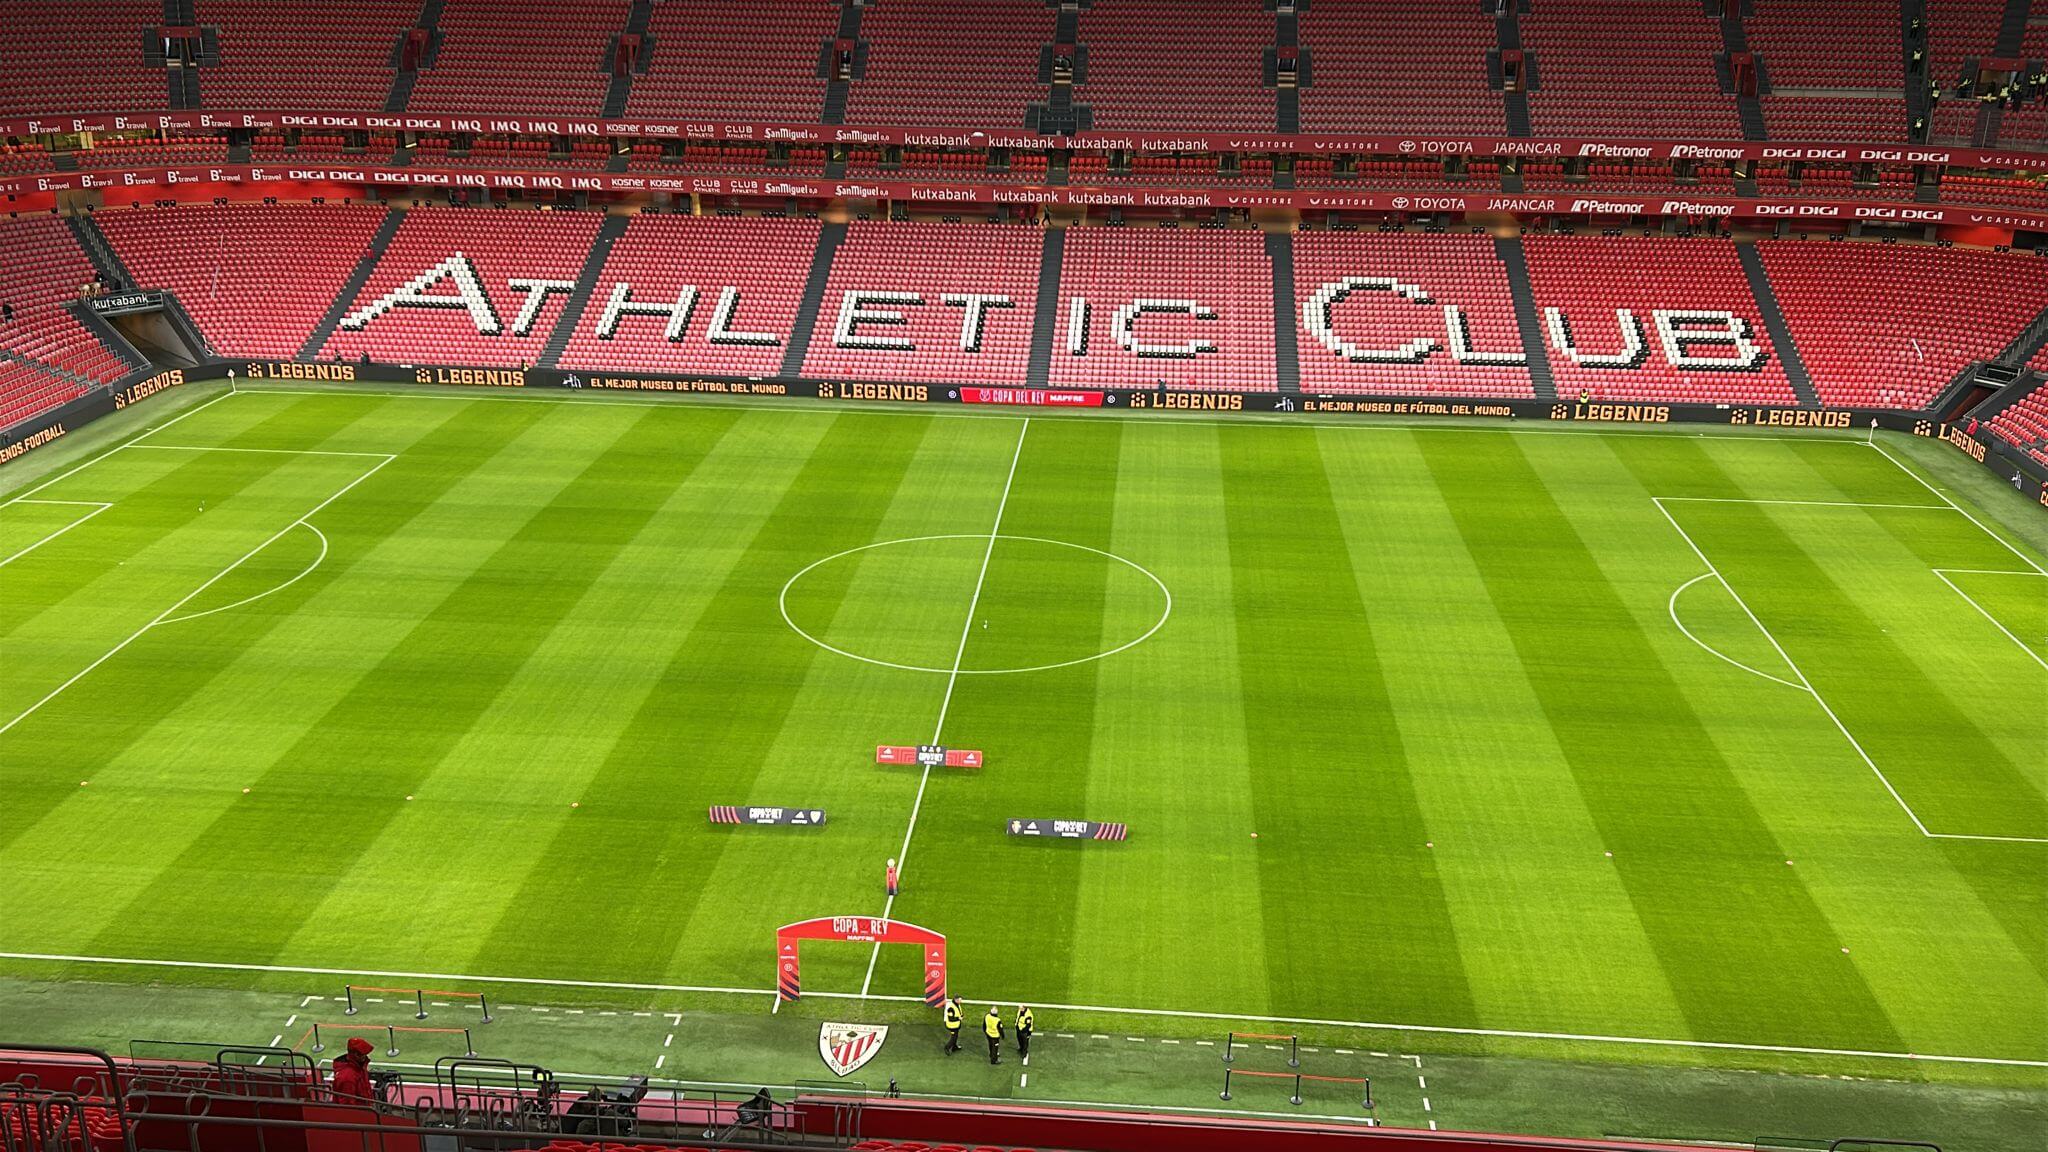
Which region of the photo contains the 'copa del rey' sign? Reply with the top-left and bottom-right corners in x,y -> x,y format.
4,106 -> 2046,169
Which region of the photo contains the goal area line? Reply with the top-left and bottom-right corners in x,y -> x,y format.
0,950 -> 2037,1070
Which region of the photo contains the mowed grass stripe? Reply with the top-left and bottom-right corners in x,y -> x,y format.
270,411 -> 841,976
1064,424 -> 1273,1013
0,395 -> 388,673
665,414 -> 1029,995
0,393 -> 477,867
1602,435 -> 2047,1057
76,403 -> 714,965
1319,428 -> 1693,1041
884,418 -> 1126,1001
1422,433 -> 1907,1053
464,413 -> 938,984
1662,504 -> 2044,837
1218,426 -> 1479,1028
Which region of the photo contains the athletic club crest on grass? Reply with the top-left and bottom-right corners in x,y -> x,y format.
819,1022 -> 888,1077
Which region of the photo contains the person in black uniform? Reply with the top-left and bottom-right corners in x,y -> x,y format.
983,1005 -> 1004,1065
1015,1005 -> 1034,1066
942,996 -> 963,1054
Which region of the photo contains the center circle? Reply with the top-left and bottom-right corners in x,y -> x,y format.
778,534 -> 1172,675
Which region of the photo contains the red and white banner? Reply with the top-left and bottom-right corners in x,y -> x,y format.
5,106 -> 2045,169
959,388 -> 1106,407
12,161 -> 2043,230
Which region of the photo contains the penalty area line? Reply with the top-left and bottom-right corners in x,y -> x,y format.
1,950 -> 2040,1069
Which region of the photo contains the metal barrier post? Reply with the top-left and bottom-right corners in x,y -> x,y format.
463,1029 -> 475,1057
310,1023 -> 325,1054
343,986 -> 357,1016
1222,1031 -> 1234,1063
1291,1072 -> 1302,1106
1288,1034 -> 1300,1068
384,1026 -> 398,1058
1362,1077 -> 1373,1110
479,995 -> 492,1024
1219,1066 -> 1232,1101
414,990 -> 427,1021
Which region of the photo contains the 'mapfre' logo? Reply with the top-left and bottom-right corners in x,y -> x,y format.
819,1023 -> 888,1077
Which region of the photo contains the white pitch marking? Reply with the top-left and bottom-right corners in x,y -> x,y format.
0,387 -> 238,507
1654,497 -> 1950,510
6,945 -> 2045,1068
1092,1034 -> 1110,1040
365,998 -> 383,1003
1867,440 -> 2047,576
1019,1073 -> 1027,1088
284,1015 -> 297,1028
860,418 -> 1030,999
300,995 -> 319,1008
1160,1039 -> 1179,1045
127,444 -> 392,459
157,521 -> 329,626
1418,1076 -> 1427,1089
633,1012 -> 652,1018
780,532 -> 1171,677
665,1012 -> 681,1025
655,1054 -> 666,1070
1668,572 -> 1806,689
0,500 -> 111,567
0,452 -> 393,737
1423,1098 -> 1432,1113
1932,569 -> 2048,673
269,1034 -> 283,1047
1129,1037 -> 1146,1043
1652,497 -> 2048,845
663,1033 -> 674,1048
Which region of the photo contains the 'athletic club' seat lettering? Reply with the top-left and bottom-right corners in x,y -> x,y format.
333,255 -> 1770,374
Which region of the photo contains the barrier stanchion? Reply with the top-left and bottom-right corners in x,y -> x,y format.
1219,1067 -> 1232,1101
463,1029 -> 475,1057
1222,1031 -> 1234,1063
310,1023 -> 325,1054
414,990 -> 427,1021
384,1026 -> 398,1057
1289,1035 -> 1300,1069
479,995 -> 493,1024
343,986 -> 358,1016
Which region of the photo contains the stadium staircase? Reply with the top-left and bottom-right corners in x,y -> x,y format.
1023,225 -> 1066,390
820,2 -> 864,124
601,0 -> 656,119
1901,0 -> 1932,140
162,0 -> 203,109
539,214 -> 631,370
1493,237 -> 1559,400
1265,231 -> 1301,394
1718,8 -> 1769,140
66,301 -> 151,377
385,0 -> 447,113
779,221 -> 847,377
1029,5 -> 1090,135
1994,0 -> 2033,57
1995,301 -> 2048,368
297,207 -> 407,362
67,216 -> 140,294
1498,2 -> 1534,136
1735,241 -> 1820,405
1272,3 -> 1300,133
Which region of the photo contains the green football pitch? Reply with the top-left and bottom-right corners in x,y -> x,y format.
1,381 -> 2043,1144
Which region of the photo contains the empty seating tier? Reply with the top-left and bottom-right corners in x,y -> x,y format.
1521,0 -> 1741,138
203,0 -> 416,112
846,0 -> 1051,127
1293,233 -> 1532,398
1299,0 -> 1506,136
320,207 -> 607,368
1074,0 -> 1275,131
558,215 -> 821,377
1986,379 -> 2048,466
800,220 -> 1044,386
4,1 -> 165,116
1050,228 -> 1275,392
96,203 -> 390,359
627,0 -> 837,123
407,0 -> 631,117
0,216 -> 132,386
1758,240 -> 2048,409
1521,236 -> 1799,406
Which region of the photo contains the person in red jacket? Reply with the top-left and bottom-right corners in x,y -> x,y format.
331,1037 -> 375,1101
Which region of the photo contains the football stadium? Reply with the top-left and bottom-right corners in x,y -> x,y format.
1,3 -> 2045,1152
